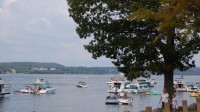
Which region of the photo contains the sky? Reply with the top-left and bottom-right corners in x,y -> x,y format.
0,0 -> 200,67
0,0 -> 114,67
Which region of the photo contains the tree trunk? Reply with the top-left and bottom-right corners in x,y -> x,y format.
164,68 -> 174,102
163,28 -> 175,101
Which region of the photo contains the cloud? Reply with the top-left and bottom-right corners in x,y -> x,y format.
25,18 -> 52,33
0,0 -> 114,67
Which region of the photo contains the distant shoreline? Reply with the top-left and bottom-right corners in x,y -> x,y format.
0,62 -> 199,75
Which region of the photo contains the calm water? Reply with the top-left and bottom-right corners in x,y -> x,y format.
0,74 -> 199,112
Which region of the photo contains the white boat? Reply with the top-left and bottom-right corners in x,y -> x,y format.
107,80 -> 126,93
117,97 -> 133,105
195,82 -> 200,89
185,82 -> 198,92
118,92 -> 133,105
18,85 -> 32,93
174,80 -> 187,92
126,83 -> 151,93
76,82 -> 87,88
33,81 -> 55,94
0,78 -> 10,97
134,77 -> 155,88
18,79 -> 55,94
35,78 -> 48,84
36,87 -> 55,94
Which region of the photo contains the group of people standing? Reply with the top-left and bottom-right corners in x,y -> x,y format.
159,88 -> 178,112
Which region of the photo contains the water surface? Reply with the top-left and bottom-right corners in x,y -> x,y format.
0,74 -> 198,112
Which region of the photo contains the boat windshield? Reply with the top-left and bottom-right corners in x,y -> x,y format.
129,85 -> 138,89
114,83 -> 121,89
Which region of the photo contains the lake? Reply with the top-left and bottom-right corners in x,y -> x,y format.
0,74 -> 199,112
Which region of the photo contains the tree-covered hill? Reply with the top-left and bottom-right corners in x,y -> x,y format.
0,62 -> 118,74
0,62 -> 199,75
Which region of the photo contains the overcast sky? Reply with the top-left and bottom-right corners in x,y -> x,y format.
0,0 -> 114,67
0,0 -> 200,67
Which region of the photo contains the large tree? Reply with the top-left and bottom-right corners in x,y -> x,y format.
67,0 -> 200,98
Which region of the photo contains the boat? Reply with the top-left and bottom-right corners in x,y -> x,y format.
105,95 -> 119,105
105,92 -> 133,105
117,98 -> 133,105
146,91 -> 161,95
107,80 -> 126,93
118,92 -> 133,105
134,77 -> 155,88
126,83 -> 151,93
18,79 -> 55,94
107,73 -> 133,93
76,82 -> 87,88
195,82 -> 200,89
18,85 -> 32,93
32,83 -> 55,94
0,78 -> 10,97
35,78 -> 48,84
188,91 -> 199,97
185,82 -> 198,92
175,74 -> 184,80
174,80 -> 187,92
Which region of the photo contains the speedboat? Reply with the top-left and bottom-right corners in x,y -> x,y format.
18,85 -> 32,93
0,78 -> 10,97
32,83 -> 55,94
18,79 -> 55,94
118,91 -> 133,105
118,97 -> 133,105
76,82 -> 87,88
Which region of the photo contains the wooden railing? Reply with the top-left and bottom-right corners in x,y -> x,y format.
145,98 -> 200,112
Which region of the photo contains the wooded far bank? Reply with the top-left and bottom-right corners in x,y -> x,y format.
0,62 -> 200,75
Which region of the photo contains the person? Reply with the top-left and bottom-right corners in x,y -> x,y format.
123,91 -> 128,99
159,88 -> 170,109
172,94 -> 178,112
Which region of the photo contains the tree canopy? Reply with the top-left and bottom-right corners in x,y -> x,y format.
67,0 -> 200,97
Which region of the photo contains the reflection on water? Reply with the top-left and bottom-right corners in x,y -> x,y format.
0,74 -> 199,112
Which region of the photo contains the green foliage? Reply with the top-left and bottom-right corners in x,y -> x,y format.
0,62 -> 118,74
67,0 -> 200,99
67,0 -> 200,79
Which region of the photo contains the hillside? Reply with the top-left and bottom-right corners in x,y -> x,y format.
0,62 -> 118,74
0,62 -> 200,75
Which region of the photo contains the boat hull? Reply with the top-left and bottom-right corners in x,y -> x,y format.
76,85 -> 87,88
189,92 -> 199,97
38,88 -> 55,94
118,98 -> 133,105
0,93 -> 10,98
